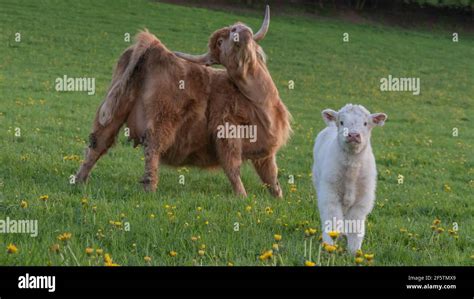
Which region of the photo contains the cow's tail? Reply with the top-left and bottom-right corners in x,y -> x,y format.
98,30 -> 158,126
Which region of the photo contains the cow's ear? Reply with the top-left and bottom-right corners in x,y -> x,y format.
322,109 -> 338,126
370,113 -> 387,126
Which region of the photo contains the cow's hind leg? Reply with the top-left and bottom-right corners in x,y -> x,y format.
75,120 -> 122,183
252,155 -> 282,198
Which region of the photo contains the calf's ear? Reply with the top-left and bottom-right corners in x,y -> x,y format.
322,109 -> 338,126
370,113 -> 387,126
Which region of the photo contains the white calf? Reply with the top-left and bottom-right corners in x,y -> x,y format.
312,104 -> 387,254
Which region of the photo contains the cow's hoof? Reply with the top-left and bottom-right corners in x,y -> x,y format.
140,177 -> 157,192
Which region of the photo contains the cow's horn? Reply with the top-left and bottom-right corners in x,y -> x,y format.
174,51 -> 215,66
253,5 -> 270,42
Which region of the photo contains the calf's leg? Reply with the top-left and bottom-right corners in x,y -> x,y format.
345,199 -> 372,254
317,183 -> 344,245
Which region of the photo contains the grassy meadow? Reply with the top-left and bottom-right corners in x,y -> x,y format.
0,0 -> 473,266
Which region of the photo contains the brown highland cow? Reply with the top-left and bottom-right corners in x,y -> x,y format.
75,6 -> 291,197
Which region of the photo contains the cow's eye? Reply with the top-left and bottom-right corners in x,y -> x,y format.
217,39 -> 223,47
364,122 -> 367,126
340,121 -> 344,126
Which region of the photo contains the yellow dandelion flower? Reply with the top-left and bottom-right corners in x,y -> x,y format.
436,227 -> 445,234
80,198 -> 88,206
104,253 -> 112,264
272,243 -> 279,251
443,184 -> 451,192
169,251 -> 177,257
144,256 -> 152,263
259,250 -> 273,261
274,234 -> 282,242
85,247 -> 94,255
356,249 -> 363,257
399,228 -> 408,233
432,219 -> 441,226
265,207 -> 273,215
308,228 -> 317,235
245,205 -> 252,212
305,261 -> 316,266
104,254 -> 119,266
20,200 -> 28,208
57,232 -> 72,242
96,249 -> 103,256
198,250 -> 205,257
328,231 -> 340,240
39,195 -> 49,201
7,243 -> 18,254
227,262 -> 234,266
355,257 -> 364,264
364,254 -> 374,261
324,244 -> 337,253
191,236 -> 198,242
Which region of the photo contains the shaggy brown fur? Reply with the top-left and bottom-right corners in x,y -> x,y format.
76,18 -> 291,197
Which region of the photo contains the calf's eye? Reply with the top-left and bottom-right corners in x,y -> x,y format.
364,122 -> 367,126
340,121 -> 344,126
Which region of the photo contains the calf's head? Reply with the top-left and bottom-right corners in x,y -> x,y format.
174,5 -> 270,71
322,104 -> 387,154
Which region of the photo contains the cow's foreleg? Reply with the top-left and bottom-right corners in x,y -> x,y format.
252,155 -> 282,198
216,138 -> 247,197
141,118 -> 178,192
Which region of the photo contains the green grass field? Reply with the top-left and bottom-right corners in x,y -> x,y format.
0,0 -> 473,266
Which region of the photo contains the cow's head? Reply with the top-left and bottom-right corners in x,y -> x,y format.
174,5 -> 270,70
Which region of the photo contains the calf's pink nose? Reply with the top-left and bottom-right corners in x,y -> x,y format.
348,133 -> 360,139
